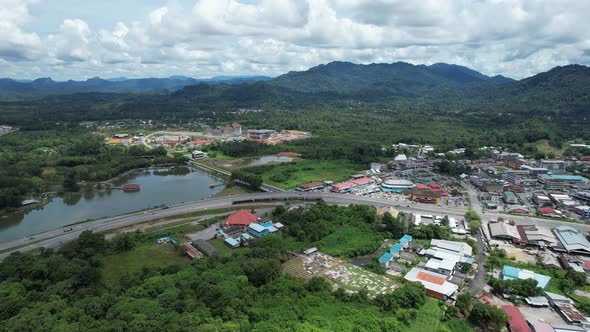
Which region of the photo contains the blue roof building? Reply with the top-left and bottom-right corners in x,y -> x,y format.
400,234 -> 413,247
379,252 -> 394,267
390,243 -> 403,255
502,265 -> 551,289
248,221 -> 283,237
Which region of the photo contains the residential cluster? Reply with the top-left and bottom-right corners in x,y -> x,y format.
213,209 -> 284,248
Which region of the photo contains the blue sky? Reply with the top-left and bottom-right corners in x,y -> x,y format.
1,0 -> 589,80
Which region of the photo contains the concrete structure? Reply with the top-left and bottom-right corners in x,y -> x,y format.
403,267 -> 458,300
502,265 -> 551,289
553,226 -> 590,255
541,160 -> 566,174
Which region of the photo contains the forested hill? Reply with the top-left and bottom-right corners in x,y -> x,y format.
268,61 -> 514,95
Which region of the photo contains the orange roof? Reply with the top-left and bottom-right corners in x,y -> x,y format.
226,209 -> 258,226
417,271 -> 445,285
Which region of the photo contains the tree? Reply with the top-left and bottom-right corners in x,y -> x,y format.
242,258 -> 281,287
455,292 -> 472,314
63,170 -> 80,192
469,303 -> 508,331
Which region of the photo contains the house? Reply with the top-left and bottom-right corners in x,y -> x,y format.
553,226 -> 590,255
194,239 -> 217,256
390,243 -> 403,257
500,305 -> 531,332
224,237 -> 241,248
400,234 -> 413,247
225,209 -> 259,227
502,265 -> 551,289
403,267 -> 458,300
505,205 -> 532,215
538,207 -> 564,218
247,221 -> 284,237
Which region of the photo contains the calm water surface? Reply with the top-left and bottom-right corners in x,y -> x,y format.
246,155 -> 294,167
0,168 -> 224,242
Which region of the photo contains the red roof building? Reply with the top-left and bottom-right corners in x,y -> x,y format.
226,209 -> 259,227
351,177 -> 375,186
298,181 -> 325,191
330,181 -> 355,192
538,207 -> 564,218
501,305 -> 531,332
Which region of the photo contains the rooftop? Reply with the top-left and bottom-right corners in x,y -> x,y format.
501,305 -> 531,332
502,265 -> 551,288
553,226 -> 590,253
404,267 -> 458,297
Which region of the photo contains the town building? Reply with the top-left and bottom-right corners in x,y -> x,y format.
247,221 -> 284,237
225,209 -> 259,228
411,188 -> 442,204
246,129 -> 276,140
517,225 -> 559,248
489,221 -> 522,243
381,179 -> 415,193
538,174 -> 589,191
538,207 -> 564,218
403,267 -> 458,300
541,160 -> 566,174
297,181 -> 325,191
502,265 -> 551,289
553,226 -> 590,255
504,191 -> 520,204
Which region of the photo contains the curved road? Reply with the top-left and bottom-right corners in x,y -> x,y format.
1,191 -> 588,259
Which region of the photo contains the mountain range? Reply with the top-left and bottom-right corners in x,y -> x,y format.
0,75 -> 273,98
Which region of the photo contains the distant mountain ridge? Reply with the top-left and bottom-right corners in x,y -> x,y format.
268,61 -> 514,96
0,75 -> 273,98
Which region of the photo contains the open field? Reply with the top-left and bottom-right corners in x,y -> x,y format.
102,243 -> 189,284
401,298 -> 446,332
259,159 -> 364,190
318,223 -> 384,258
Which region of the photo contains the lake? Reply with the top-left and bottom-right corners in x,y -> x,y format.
0,167 -> 225,243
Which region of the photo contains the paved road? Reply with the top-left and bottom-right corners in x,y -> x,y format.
469,228 -> 487,296
2,191 -> 589,259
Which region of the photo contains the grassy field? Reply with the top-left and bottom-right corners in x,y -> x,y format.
259,159 -> 364,190
102,243 -> 189,284
318,223 -> 384,258
207,238 -> 244,257
401,298 -> 447,332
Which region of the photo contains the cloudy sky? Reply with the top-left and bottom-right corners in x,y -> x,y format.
1,0 -> 589,80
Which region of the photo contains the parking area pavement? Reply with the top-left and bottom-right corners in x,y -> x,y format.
519,306 -> 567,325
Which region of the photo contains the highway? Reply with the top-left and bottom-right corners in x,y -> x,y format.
1,191 -> 589,259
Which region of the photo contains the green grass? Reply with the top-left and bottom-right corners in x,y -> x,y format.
258,159 -> 363,190
147,223 -> 205,238
101,243 -> 189,284
401,298 -> 446,332
318,223 -> 384,257
207,238 -> 245,257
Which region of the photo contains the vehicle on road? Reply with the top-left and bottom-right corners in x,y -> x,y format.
64,227 -> 73,232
